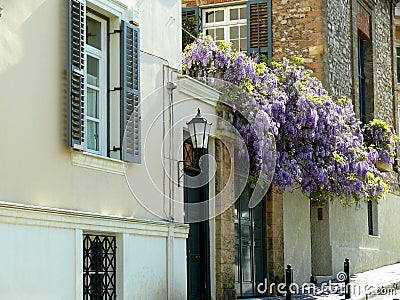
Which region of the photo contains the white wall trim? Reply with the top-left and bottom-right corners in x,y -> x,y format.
71,150 -> 126,175
177,75 -> 221,107
75,229 -> 83,300
0,200 -> 189,238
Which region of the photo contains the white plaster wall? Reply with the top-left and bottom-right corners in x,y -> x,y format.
0,0 -> 215,223
329,193 -> 400,276
124,234 -> 167,299
0,223 -> 76,300
0,206 -> 189,300
283,189 -> 312,285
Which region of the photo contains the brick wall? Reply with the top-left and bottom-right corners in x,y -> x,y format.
272,0 -> 325,82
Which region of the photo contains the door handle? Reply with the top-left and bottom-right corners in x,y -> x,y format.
191,255 -> 202,261
243,241 -> 251,246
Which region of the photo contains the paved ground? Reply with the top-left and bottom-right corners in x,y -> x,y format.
249,263 -> 400,300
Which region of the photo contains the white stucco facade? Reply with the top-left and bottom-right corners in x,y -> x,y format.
283,189 -> 400,286
0,0 -> 219,299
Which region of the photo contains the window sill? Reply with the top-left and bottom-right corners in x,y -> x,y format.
367,234 -> 380,239
71,150 -> 126,175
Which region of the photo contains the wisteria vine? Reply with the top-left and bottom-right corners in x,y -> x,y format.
183,35 -> 390,204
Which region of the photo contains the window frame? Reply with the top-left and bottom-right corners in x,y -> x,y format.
85,12 -> 108,156
367,200 -> 379,236
396,45 -> 400,84
202,5 -> 247,52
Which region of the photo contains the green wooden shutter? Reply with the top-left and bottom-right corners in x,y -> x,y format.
182,7 -> 201,49
120,21 -> 141,163
68,0 -> 86,149
247,0 -> 272,59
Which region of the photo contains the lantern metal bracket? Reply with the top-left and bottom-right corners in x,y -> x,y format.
177,161 -> 187,187
177,160 -> 201,187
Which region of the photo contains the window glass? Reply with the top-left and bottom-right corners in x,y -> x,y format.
240,7 -> 246,20
240,25 -> 246,38
230,8 -> 239,20
205,11 -> 214,23
87,17 -> 101,49
397,47 -> 400,83
230,26 -> 239,39
87,56 -> 99,87
215,28 -> 224,41
215,10 -> 224,22
87,120 -> 99,151
87,89 -> 98,118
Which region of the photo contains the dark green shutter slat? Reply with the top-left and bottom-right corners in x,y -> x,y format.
68,0 -> 86,148
121,21 -> 141,163
247,0 -> 272,59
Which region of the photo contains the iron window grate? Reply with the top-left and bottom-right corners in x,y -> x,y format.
83,234 -> 116,300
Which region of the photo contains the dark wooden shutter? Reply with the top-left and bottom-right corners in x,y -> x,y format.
182,7 -> 201,49
121,21 -> 141,163
68,0 -> 86,148
247,0 -> 272,59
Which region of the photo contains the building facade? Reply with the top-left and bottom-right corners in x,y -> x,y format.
0,0 -> 221,299
182,0 -> 400,299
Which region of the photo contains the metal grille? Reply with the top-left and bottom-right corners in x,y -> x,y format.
83,235 -> 116,300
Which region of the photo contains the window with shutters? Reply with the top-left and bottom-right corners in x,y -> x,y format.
196,0 -> 272,59
203,6 -> 247,52
68,0 -> 141,164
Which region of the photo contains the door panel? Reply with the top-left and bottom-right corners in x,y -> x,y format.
184,136 -> 210,300
235,184 -> 267,298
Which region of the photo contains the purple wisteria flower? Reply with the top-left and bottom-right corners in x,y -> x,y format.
183,35 -> 390,204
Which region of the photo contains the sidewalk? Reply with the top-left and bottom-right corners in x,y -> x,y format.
255,263 -> 400,300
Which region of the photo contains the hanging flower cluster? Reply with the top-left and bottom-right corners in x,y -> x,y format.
363,119 -> 398,165
183,35 -> 389,204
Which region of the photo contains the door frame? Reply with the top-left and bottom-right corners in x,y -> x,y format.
183,132 -> 211,300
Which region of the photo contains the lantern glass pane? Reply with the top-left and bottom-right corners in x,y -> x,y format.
203,122 -> 211,149
194,122 -> 205,148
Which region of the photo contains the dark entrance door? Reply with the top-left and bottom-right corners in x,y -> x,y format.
235,184 -> 267,298
183,136 -> 210,300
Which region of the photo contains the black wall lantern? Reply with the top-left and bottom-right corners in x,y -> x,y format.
178,109 -> 212,186
187,108 -> 212,150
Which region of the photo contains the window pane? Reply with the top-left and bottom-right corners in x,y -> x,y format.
87,120 -> 99,151
240,7 -> 246,20
87,56 -> 99,87
87,89 -> 98,118
240,39 -> 247,51
232,40 -> 239,51
205,11 -> 214,23
230,26 -> 239,39
230,8 -> 239,20
397,57 -> 400,83
216,28 -> 224,41
87,17 -> 101,49
215,10 -> 224,22
240,25 -> 247,38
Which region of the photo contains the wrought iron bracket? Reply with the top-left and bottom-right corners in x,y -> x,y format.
178,161 -> 187,187
108,29 -> 122,35
108,87 -> 122,92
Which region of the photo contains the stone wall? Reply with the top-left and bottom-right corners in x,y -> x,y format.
324,0 -> 353,99
215,105 -> 236,300
375,0 -> 396,125
272,0 -> 325,82
266,187 -> 285,292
